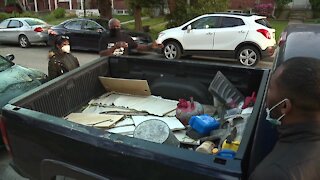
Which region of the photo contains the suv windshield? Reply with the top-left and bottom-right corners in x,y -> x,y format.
25,19 -> 46,26
255,18 -> 272,28
0,55 -> 12,72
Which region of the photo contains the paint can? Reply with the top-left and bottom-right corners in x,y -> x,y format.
134,119 -> 180,147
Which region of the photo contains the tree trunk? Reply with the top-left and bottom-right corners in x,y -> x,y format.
134,5 -> 142,31
98,0 -> 112,19
167,0 -> 176,14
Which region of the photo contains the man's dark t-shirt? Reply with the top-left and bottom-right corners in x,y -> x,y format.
99,32 -> 138,55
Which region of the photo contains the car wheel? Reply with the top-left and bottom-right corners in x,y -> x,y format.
237,46 -> 260,66
163,41 -> 181,59
19,35 -> 30,48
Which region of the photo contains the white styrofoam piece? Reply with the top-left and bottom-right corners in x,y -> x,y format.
107,125 -> 135,135
132,116 -> 185,131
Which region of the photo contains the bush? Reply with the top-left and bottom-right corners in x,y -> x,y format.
0,13 -> 9,22
166,0 -> 228,28
52,7 -> 65,18
310,0 -> 320,10
42,13 -> 55,22
253,3 -> 274,17
314,11 -> 320,18
19,11 -> 37,18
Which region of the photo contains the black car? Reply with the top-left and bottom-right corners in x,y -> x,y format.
48,18 -> 152,52
274,23 -> 320,68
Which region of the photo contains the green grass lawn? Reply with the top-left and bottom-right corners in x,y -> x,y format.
269,19 -> 289,42
122,17 -> 166,40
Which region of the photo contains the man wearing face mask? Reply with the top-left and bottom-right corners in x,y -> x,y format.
99,18 -> 163,56
48,35 -> 80,80
249,57 -> 320,180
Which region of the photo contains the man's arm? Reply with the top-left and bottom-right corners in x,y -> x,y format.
136,41 -> 163,52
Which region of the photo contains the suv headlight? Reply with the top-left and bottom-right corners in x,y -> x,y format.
157,32 -> 165,39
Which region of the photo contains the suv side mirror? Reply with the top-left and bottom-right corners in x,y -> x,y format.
187,25 -> 192,32
5,54 -> 15,61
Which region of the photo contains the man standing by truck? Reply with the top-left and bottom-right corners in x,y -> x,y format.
250,57 -> 320,180
99,18 -> 162,56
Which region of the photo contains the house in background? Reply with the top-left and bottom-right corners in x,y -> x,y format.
1,0 -> 311,15
288,0 -> 311,9
0,0 -> 128,14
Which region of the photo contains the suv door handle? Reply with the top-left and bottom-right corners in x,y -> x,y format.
206,32 -> 213,35
238,30 -> 246,33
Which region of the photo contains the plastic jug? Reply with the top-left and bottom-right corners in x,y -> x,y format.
189,114 -> 220,135
176,97 -> 204,125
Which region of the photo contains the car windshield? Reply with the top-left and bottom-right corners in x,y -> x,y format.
94,19 -> 109,29
25,19 -> 46,26
255,18 -> 272,28
0,55 -> 12,72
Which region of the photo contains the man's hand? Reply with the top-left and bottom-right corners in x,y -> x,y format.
151,41 -> 164,49
115,41 -> 128,49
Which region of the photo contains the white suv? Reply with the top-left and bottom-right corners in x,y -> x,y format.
156,13 -> 276,66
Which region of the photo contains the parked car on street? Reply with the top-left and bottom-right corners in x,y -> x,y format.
0,53 -> 47,146
274,23 -> 320,68
0,54 -> 47,110
0,17 -> 51,48
48,18 -> 153,52
156,13 -> 276,66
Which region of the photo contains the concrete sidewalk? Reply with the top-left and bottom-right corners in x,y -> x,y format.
121,17 -> 149,25
288,19 -> 304,24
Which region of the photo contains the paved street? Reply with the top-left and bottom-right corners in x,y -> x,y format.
0,43 -> 274,179
0,43 -> 274,74
0,44 -> 99,74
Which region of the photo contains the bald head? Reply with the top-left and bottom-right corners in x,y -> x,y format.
108,18 -> 121,29
275,57 -> 320,111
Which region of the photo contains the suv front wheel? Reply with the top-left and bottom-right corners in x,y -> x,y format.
237,46 -> 260,66
163,41 -> 182,59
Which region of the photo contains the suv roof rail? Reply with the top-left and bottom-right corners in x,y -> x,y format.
212,12 -> 258,16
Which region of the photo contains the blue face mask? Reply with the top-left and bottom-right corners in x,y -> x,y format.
266,98 -> 288,126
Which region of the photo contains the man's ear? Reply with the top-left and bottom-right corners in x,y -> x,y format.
281,99 -> 292,114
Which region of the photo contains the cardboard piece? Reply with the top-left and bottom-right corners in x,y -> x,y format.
114,118 -> 135,127
174,130 -> 200,145
66,113 -> 124,128
99,77 -> 151,96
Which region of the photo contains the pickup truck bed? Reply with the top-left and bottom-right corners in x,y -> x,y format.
1,56 -> 270,180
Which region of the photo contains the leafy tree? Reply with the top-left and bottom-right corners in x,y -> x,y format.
310,0 -> 320,17
275,0 -> 292,9
166,0 -> 228,28
125,0 -> 162,31
310,0 -> 320,10
97,0 -> 112,19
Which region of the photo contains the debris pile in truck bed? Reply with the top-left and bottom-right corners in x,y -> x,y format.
64,73 -> 256,158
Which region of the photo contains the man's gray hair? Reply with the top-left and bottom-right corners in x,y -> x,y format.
108,18 -> 119,28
